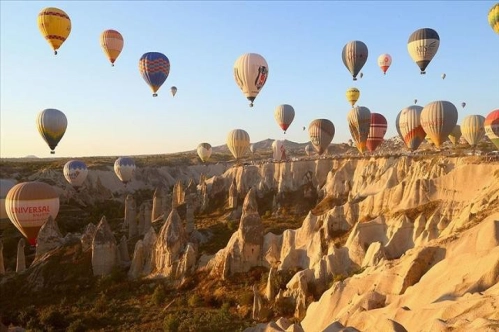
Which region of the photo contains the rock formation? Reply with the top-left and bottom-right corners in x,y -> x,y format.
16,238 -> 25,273
0,240 -> 5,275
91,216 -> 117,276
124,195 -> 138,237
35,216 -> 63,260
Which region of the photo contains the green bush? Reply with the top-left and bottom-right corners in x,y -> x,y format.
152,284 -> 167,305
163,314 -> 180,332
188,293 -> 202,308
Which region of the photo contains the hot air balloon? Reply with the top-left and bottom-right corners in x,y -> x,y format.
347,106 -> 371,153
395,111 -> 404,141
461,115 -> 486,149
36,108 -> 67,154
461,102 -> 466,109
377,54 -> 392,75
249,144 -> 256,155
398,105 -> 426,151
227,129 -> 250,160
139,52 -> 170,97
414,99 -> 418,105
274,104 -> 295,134
304,144 -> 313,156
360,72 -> 364,79
302,126 -> 306,131
0,179 -> 16,229
366,113 -> 388,153
488,3 -> 499,35
5,181 -> 60,246
272,140 -> 286,161
420,101 -> 458,148
346,87 -> 360,107
448,125 -> 462,146
100,29 -> 123,66
484,109 -> 499,150
37,7 -> 71,55
197,143 -> 212,162
114,157 -> 136,186
171,86 -> 177,97
63,160 -> 88,189
441,73 -> 446,79
233,53 -> 269,107
407,28 -> 440,74
342,40 -> 368,80
308,119 -> 335,156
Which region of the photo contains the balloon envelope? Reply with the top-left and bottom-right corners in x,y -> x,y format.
484,109 -> 499,149
377,54 -> 392,74
114,157 -> 136,185
305,144 -> 313,156
227,129 -> 250,160
308,119 -> 335,155
488,3 -> 499,35
274,104 -> 295,133
366,113 -> 387,152
420,101 -> 458,148
233,53 -> 269,107
249,144 -> 256,154
342,41 -> 368,80
347,106 -> 371,153
37,7 -> 71,55
100,29 -> 124,66
36,108 -> 67,154
346,87 -> 360,107
448,125 -> 462,146
171,86 -> 177,97
139,52 -> 170,97
398,105 -> 426,151
5,181 -> 60,246
272,140 -> 287,161
1,179 -> 17,225
63,160 -> 88,188
197,143 -> 212,162
407,28 -> 440,74
461,115 -> 486,148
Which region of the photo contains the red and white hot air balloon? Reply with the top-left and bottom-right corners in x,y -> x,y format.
366,113 -> 388,152
377,54 -> 392,75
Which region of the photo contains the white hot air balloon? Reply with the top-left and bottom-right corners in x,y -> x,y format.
114,157 -> 136,186
197,143 -> 212,162
274,104 -> 295,134
233,53 -> 269,107
63,160 -> 88,189
272,140 -> 286,161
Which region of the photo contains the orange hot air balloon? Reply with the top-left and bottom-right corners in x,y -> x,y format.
100,29 -> 124,66
366,113 -> 388,152
5,181 -> 60,246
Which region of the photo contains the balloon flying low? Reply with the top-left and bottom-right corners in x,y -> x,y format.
114,157 -> 136,186
398,105 -> 426,151
461,115 -> 486,148
366,113 -> 388,152
484,109 -> 499,150
227,129 -> 250,160
63,160 -> 88,189
197,143 -> 212,162
233,53 -> 269,107
308,119 -> 335,155
347,106 -> 371,153
420,101 -> 458,148
37,7 -> 71,55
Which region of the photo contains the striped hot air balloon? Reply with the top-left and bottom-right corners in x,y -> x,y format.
139,52 -> 170,97
274,104 -> 295,134
347,106 -> 371,153
366,113 -> 388,153
420,101 -> 458,148
461,115 -> 486,148
233,53 -> 269,107
37,7 -> 71,55
395,111 -> 404,141
36,108 -> 67,154
448,125 -> 462,146
227,129 -> 250,160
304,144 -> 313,156
485,109 -> 499,150
100,29 -> 124,66
63,160 -> 88,189
308,119 -> 335,156
5,181 -> 60,246
398,105 -> 426,151
407,28 -> 440,74
342,41 -> 368,81
197,143 -> 212,162
346,87 -> 360,107
114,157 -> 136,185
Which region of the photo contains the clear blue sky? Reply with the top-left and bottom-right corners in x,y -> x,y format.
1,1 -> 498,158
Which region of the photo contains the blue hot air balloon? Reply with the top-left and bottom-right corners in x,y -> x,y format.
138,52 -> 170,97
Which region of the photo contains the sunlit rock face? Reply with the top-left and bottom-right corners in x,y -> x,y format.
91,216 -> 118,276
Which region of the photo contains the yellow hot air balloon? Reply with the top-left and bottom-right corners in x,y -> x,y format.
448,125 -> 462,146
37,7 -> 71,55
346,87 -> 360,107
461,115 -> 486,148
233,53 -> 269,107
420,101 -> 458,148
100,29 -> 124,66
488,3 -> 499,35
5,181 -> 60,246
36,108 -> 68,154
227,129 -> 250,160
